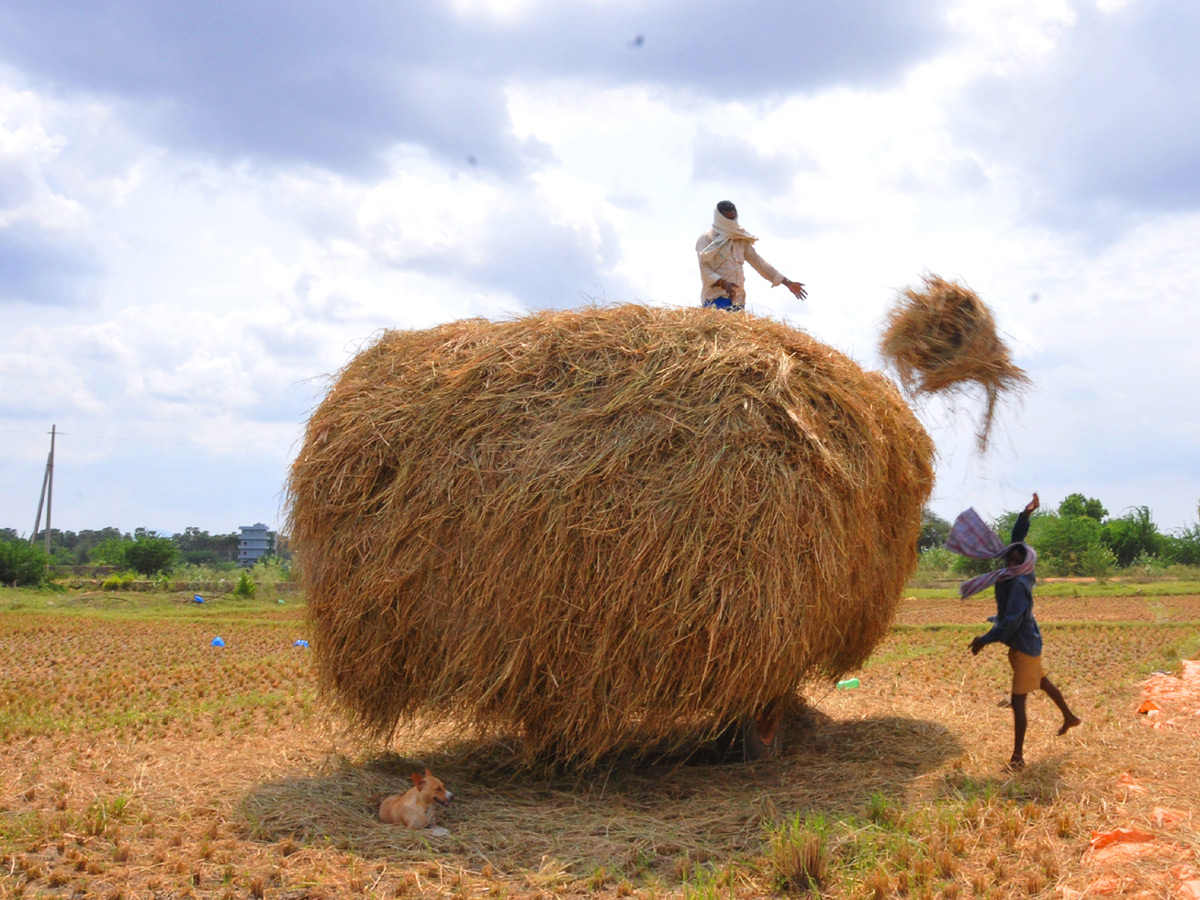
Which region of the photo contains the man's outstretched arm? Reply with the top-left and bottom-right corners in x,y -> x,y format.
745,245 -> 805,300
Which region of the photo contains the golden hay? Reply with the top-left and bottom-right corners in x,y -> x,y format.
878,274 -> 1030,451
286,304 -> 934,765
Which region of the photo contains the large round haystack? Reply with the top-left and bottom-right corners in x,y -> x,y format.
287,304 -> 933,764
879,274 -> 1030,451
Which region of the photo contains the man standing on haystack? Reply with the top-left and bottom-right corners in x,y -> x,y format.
696,201 -> 807,311
947,493 -> 1081,772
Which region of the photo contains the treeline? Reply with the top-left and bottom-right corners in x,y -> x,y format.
919,493 -> 1200,577
0,526 -> 243,567
0,526 -> 285,587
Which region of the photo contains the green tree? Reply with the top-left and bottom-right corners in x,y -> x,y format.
172,527 -> 239,566
171,528 -> 239,563
1102,507 -> 1162,568
90,537 -> 130,567
0,539 -> 49,587
74,527 -> 125,563
123,533 -> 178,576
1160,500 -> 1200,566
233,569 -> 257,598
32,528 -> 75,558
1023,512 -> 1110,576
1160,531 -> 1200,566
1057,493 -> 1107,521
918,508 -> 951,551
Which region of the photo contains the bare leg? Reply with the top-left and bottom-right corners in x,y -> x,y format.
1008,693 -> 1028,769
1040,676 -> 1082,735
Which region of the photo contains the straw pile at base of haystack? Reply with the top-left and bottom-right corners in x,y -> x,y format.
287,304 -> 934,765
879,274 -> 1029,451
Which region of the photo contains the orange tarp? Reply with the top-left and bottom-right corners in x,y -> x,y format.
1088,827 -> 1155,852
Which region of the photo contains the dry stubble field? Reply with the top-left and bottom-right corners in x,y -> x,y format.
1,586 -> 1198,900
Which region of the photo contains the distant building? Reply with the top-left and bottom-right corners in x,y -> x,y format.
237,523 -> 275,567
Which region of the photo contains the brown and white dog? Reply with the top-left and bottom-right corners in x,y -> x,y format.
378,768 -> 453,835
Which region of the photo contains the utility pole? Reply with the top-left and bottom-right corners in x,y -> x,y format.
30,425 -> 56,553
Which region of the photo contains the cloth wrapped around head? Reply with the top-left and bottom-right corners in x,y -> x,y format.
697,205 -> 758,269
945,507 -> 1037,599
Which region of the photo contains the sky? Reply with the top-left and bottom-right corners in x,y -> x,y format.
1,0 -> 1198,539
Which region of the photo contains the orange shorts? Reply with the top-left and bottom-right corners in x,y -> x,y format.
1008,648 -> 1044,695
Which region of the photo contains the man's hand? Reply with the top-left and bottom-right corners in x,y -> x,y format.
783,279 -> 807,301
969,636 -> 986,656
1024,493 -> 1040,515
716,278 -> 737,296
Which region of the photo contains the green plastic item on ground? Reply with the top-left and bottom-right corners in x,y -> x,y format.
836,678 -> 860,689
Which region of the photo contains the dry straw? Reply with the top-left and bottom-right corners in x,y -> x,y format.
287,304 -> 934,766
878,274 -> 1030,451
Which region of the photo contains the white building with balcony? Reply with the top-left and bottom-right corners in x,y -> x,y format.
237,523 -> 274,567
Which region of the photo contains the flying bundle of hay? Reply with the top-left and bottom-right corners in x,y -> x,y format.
879,275 -> 1030,451
287,304 -> 933,765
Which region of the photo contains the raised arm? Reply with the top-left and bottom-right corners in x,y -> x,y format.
1011,493 -> 1039,544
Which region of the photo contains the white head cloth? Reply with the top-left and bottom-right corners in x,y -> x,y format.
698,206 -> 757,268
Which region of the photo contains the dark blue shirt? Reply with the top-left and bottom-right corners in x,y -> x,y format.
977,510 -> 1043,657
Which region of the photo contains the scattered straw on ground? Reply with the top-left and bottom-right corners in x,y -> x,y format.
879,274 -> 1029,451
286,304 -> 934,765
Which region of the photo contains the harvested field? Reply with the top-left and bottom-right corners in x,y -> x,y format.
896,590 -> 1200,627
2,588 -> 1198,900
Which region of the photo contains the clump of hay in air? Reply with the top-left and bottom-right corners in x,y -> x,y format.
878,274 -> 1030,451
287,304 -> 934,766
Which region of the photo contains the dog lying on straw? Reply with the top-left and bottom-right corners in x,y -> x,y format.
379,768 -> 453,836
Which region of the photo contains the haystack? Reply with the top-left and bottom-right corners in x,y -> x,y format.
287,304 -> 933,765
878,275 -> 1029,451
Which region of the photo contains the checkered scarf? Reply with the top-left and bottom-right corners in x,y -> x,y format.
945,507 -> 1037,599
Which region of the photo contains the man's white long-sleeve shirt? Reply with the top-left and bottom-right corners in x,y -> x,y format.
695,229 -> 785,309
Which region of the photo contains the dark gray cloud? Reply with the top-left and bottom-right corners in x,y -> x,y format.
958,2 -> 1200,225
0,2 -> 530,177
0,0 -> 950,177
0,225 -> 100,306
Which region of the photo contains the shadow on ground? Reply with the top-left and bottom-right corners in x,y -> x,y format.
934,754 -> 1071,806
240,710 -> 964,880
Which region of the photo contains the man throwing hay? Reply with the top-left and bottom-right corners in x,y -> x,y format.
947,493 -> 1081,771
696,201 -> 806,311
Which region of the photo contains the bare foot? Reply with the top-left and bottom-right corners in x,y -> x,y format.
1058,715 -> 1082,736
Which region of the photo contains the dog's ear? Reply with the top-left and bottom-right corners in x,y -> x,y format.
424,768 -> 434,779
410,771 -> 424,786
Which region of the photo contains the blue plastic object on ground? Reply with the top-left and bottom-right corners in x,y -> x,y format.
211,636 -> 225,647
194,594 -> 204,603
293,639 -> 309,648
